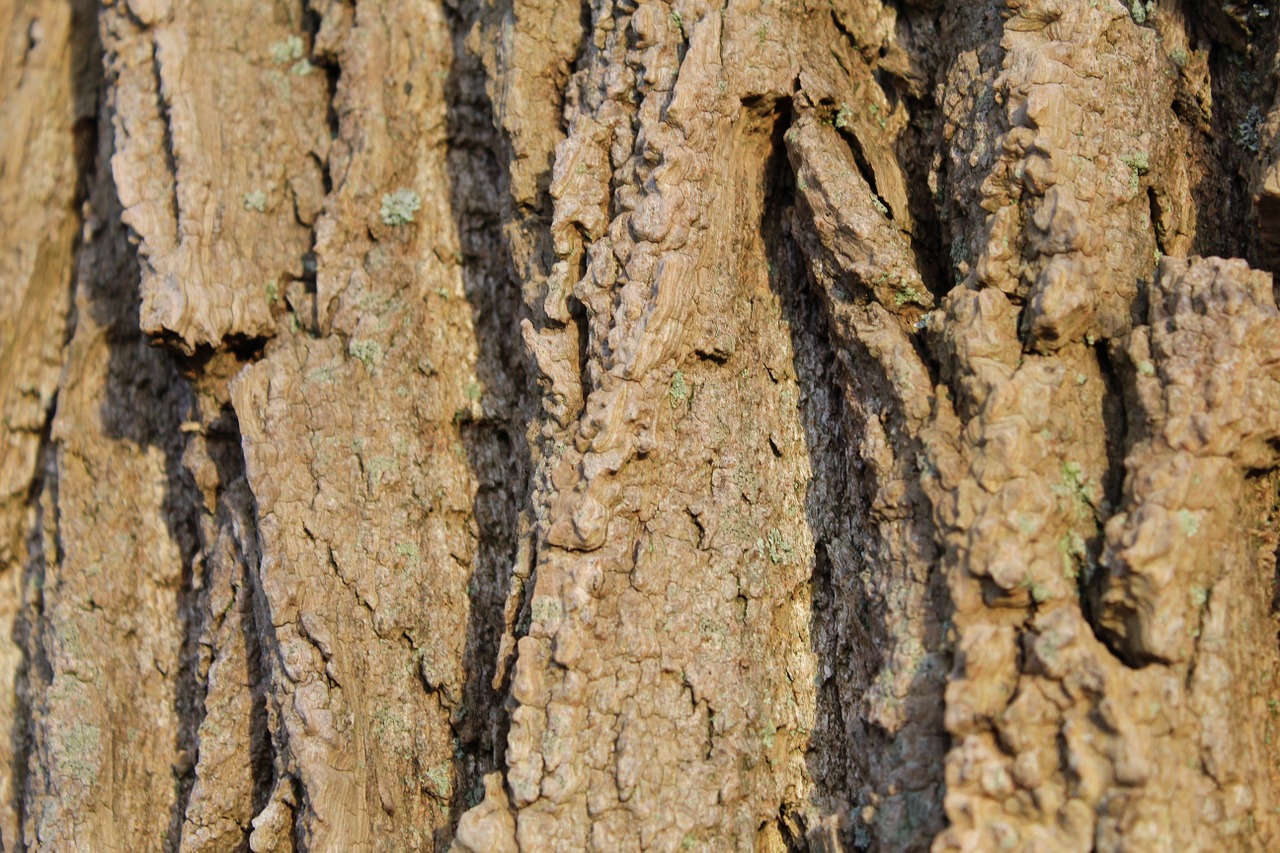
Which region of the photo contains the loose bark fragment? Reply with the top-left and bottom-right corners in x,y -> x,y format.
101,0 -> 330,353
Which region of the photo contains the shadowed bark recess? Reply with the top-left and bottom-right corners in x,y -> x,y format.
4,0 -> 1280,851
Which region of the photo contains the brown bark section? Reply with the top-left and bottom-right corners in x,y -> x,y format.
4,0 -> 1280,852
224,1 -> 527,849
21,106 -> 197,850
0,0 -> 96,847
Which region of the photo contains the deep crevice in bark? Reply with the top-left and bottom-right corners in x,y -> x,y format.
444,0 -> 535,830
15,485 -> 57,852
78,142 -> 204,853
9,428 -> 60,852
145,38 -> 181,265
766,115 -> 869,839
1187,2 -> 1280,267
901,94 -> 951,306
1080,339 -> 1129,657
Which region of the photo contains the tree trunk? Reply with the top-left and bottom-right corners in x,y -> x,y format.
3,0 -> 1280,850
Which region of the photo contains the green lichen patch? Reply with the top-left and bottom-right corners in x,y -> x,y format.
530,595 -> 563,626
367,455 -> 397,487
894,284 -> 925,307
762,528 -> 794,564
1177,509 -> 1200,538
1235,105 -> 1263,153
243,190 -> 267,212
349,338 -> 383,370
61,722 -> 102,786
380,188 -> 421,226
669,369 -> 689,407
1121,152 -> 1149,193
270,35 -> 305,64
421,761 -> 452,799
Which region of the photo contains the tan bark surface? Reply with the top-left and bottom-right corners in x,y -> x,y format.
3,1 -> 1280,851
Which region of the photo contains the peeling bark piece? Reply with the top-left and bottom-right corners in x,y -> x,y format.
233,333 -> 468,851
101,0 -> 330,352
21,116 -> 197,853
470,0 -> 584,211
788,114 -> 933,313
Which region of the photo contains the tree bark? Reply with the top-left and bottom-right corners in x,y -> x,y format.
3,0 -> 1280,851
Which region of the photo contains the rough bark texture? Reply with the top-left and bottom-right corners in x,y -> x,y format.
4,0 -> 1280,851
